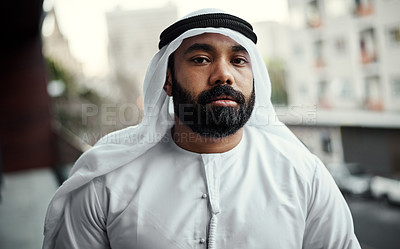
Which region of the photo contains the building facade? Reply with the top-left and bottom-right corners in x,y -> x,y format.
286,0 -> 400,112
106,4 -> 177,108
255,0 -> 400,173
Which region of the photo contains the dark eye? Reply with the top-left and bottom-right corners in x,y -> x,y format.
232,57 -> 248,65
192,57 -> 210,64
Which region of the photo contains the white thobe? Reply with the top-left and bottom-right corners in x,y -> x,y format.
54,126 -> 361,249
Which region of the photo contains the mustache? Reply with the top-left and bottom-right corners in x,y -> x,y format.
197,85 -> 246,105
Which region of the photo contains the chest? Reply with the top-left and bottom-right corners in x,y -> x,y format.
105,155 -> 308,249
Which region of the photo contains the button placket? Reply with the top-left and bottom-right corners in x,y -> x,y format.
201,154 -> 221,249
202,155 -> 221,214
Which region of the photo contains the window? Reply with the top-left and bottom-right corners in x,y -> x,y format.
359,28 -> 378,64
386,24 -> 400,47
340,81 -> 354,100
314,40 -> 325,67
306,0 -> 322,28
299,83 -> 309,97
322,133 -> 332,153
318,80 -> 330,107
365,76 -> 383,110
354,0 -> 374,17
332,78 -> 353,100
293,44 -> 305,59
391,77 -> 400,97
334,37 -> 347,55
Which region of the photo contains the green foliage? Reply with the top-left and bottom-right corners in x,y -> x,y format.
44,57 -> 103,139
79,88 -> 103,104
265,58 -> 288,105
44,57 -> 76,97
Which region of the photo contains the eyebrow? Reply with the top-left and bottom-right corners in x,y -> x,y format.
232,45 -> 248,53
184,43 -> 216,55
183,43 -> 248,55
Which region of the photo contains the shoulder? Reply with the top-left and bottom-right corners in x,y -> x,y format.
244,125 -> 321,182
95,125 -> 143,145
64,176 -> 108,227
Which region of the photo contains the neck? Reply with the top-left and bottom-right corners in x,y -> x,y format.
171,117 -> 243,154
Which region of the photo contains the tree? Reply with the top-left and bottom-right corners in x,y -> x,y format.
265,58 -> 288,105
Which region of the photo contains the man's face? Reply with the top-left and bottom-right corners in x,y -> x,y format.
165,33 -> 255,138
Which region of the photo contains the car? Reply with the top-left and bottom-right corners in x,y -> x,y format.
326,162 -> 371,197
370,175 -> 400,205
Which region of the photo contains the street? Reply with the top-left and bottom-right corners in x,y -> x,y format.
346,196 -> 400,249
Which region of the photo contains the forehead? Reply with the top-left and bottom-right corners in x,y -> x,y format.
175,33 -> 244,53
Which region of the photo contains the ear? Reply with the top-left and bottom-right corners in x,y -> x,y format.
163,68 -> 173,96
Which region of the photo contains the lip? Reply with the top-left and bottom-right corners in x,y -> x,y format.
209,94 -> 236,102
208,95 -> 238,106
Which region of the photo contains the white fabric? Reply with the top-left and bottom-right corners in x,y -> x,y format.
43,8 -> 360,249
51,126 -> 360,248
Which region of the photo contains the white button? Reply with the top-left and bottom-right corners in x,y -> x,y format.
201,193 -> 208,199
199,238 -> 206,244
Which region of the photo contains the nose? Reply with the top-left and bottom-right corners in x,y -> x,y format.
209,60 -> 234,85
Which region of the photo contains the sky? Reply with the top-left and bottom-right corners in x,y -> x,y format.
43,0 -> 289,76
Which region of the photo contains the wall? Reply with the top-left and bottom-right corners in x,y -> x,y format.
0,0 -> 54,172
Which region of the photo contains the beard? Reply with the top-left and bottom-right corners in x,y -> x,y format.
171,75 -> 255,138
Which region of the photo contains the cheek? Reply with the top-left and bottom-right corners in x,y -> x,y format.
243,85 -> 254,100
235,69 -> 254,95
173,73 -> 204,99
177,68 -> 209,90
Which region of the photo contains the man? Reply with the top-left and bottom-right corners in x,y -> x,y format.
43,9 -> 361,249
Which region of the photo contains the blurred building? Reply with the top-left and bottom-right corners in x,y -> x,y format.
105,3 -> 178,109
253,21 -> 291,60
286,0 -> 400,112
279,0 -> 400,175
42,8 -> 83,78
